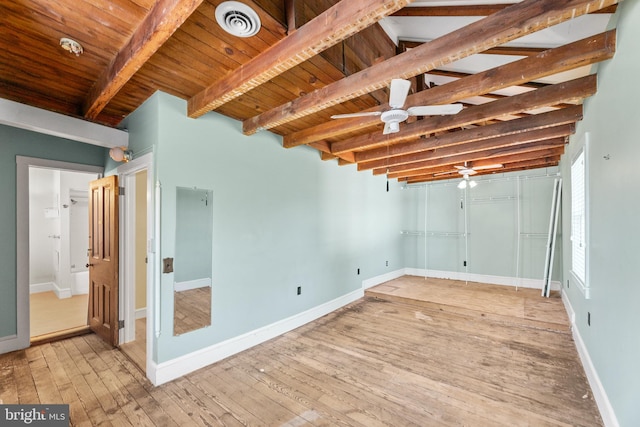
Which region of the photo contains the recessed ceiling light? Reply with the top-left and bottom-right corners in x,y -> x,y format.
215,1 -> 261,38
59,37 -> 83,56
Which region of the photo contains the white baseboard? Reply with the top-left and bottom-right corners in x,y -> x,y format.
174,278 -> 211,292
362,269 -> 405,289
561,291 -> 619,427
30,282 -> 54,294
403,268 -> 560,291
29,282 -> 72,298
561,288 -> 576,325
135,308 -> 147,319
53,284 -> 72,299
150,287 -> 364,386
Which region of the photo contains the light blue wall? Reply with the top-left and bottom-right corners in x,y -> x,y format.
561,2 -> 640,425
402,169 -> 561,281
150,92 -> 404,362
0,125 -> 105,338
108,91 -> 160,173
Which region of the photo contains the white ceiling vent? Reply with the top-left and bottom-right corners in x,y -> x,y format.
215,1 -> 261,38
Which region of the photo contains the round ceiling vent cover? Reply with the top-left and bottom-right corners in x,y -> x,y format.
215,1 -> 261,38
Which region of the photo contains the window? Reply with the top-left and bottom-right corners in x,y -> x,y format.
571,149 -> 586,284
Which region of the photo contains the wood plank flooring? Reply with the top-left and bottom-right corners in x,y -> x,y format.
119,318 -> 146,371
174,287 -> 211,335
1,276 -> 602,426
368,276 -> 570,332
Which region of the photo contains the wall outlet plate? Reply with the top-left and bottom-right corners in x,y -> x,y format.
163,257 -> 174,273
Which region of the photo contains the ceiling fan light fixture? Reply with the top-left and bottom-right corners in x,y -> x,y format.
216,1 -> 261,38
381,109 -> 408,134
386,121 -> 400,133
457,173 -> 477,189
381,109 -> 409,124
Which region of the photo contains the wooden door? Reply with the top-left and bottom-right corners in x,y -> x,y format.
88,175 -> 119,346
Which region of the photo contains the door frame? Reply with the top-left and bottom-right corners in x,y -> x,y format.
114,152 -> 155,376
6,156 -> 103,354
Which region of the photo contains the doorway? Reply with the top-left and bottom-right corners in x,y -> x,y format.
11,154 -> 155,381
116,153 -> 154,374
28,167 -> 99,340
5,156 -> 104,353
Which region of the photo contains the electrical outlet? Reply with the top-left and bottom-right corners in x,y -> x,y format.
357,268 -> 360,275
386,260 -> 389,267
587,312 -> 591,326
567,279 -> 570,288
463,260 -> 467,267
297,286 -> 301,295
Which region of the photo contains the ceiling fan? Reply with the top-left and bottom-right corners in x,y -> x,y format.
434,162 -> 504,188
436,162 -> 504,178
330,79 -> 463,135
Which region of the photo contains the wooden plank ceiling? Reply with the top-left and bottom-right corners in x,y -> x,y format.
0,0 -> 619,184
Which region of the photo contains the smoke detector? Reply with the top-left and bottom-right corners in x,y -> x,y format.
59,37 -> 83,56
215,1 -> 261,38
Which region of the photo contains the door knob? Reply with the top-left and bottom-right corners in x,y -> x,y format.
86,263 -> 94,268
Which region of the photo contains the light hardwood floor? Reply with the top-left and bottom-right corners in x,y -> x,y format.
119,318 -> 146,371
30,291 -> 88,338
174,287 -> 211,335
2,276 -> 602,426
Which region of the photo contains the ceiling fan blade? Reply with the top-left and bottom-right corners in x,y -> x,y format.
454,165 -> 466,170
407,104 -> 463,116
388,79 -> 411,109
331,111 -> 382,119
433,170 -> 457,177
473,163 -> 504,171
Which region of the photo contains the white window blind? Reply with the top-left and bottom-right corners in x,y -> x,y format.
571,150 -> 586,284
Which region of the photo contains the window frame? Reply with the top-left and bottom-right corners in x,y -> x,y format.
570,134 -> 589,298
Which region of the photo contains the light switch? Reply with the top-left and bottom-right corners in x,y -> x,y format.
163,257 -> 174,273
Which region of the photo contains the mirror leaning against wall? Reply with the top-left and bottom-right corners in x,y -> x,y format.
173,187 -> 213,335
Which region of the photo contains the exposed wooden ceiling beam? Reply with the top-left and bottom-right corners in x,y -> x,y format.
358,105 -> 581,171
398,154 -> 557,182
83,0 -> 205,120
282,30 -> 615,148
333,75 -> 595,156
404,154 -> 563,184
480,46 -> 547,57
187,0 -> 411,118
321,152 -> 337,161
391,4 -> 617,16
392,4 -> 509,16
425,70 -> 548,89
406,157 -> 562,184
309,141 -> 332,154
400,41 -> 546,56
388,141 -> 567,179
243,0 -> 617,135
285,0 -> 296,34
365,123 -> 574,173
